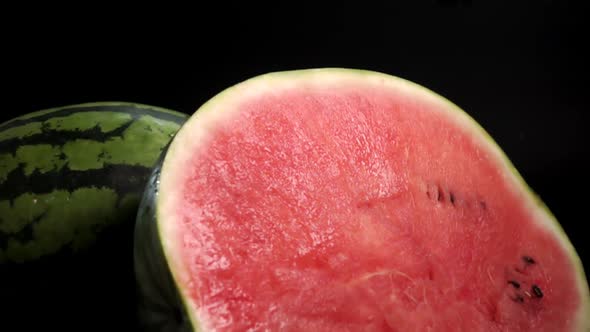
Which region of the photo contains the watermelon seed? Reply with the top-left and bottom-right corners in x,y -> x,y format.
511,295 -> 525,303
437,185 -> 445,202
532,285 -> 543,298
449,191 -> 455,205
426,183 -> 434,199
508,280 -> 520,289
522,256 -> 535,265
479,201 -> 487,210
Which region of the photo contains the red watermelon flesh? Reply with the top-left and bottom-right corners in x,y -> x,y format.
146,69 -> 589,331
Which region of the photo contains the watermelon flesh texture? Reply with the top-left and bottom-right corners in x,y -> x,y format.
137,69 -> 590,331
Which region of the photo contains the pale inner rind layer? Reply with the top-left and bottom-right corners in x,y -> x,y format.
157,68 -> 590,331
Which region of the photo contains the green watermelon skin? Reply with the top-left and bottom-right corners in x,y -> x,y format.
0,101 -> 188,262
134,149 -> 194,332
0,102 -> 188,331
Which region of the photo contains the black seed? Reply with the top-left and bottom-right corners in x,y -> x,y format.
508,280 -> 520,289
522,256 -> 536,265
449,191 -> 455,205
511,295 -> 524,303
532,285 -> 543,298
437,185 -> 445,202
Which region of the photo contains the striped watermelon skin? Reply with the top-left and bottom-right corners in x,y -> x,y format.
0,102 -> 188,331
0,102 -> 188,263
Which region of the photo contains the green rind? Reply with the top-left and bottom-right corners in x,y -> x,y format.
0,188 -> 119,262
0,101 -> 186,127
137,68 -> 589,331
134,150 -> 195,332
0,102 -> 189,263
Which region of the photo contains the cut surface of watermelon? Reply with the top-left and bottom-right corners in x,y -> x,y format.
137,69 -> 589,331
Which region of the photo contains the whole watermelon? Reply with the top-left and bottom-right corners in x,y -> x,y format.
0,102 -> 188,331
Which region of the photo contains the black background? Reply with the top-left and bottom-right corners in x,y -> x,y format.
3,1 -> 589,330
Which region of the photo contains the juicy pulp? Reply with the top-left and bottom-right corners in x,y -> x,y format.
150,69 -> 589,332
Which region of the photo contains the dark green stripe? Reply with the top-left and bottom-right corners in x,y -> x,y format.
0,162 -> 152,202
0,211 -> 41,251
0,104 -> 187,133
0,119 -> 134,156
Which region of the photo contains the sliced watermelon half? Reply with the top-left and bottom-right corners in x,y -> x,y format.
134,68 -> 589,332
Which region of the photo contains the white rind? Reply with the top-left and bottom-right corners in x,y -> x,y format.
156,68 -> 590,331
